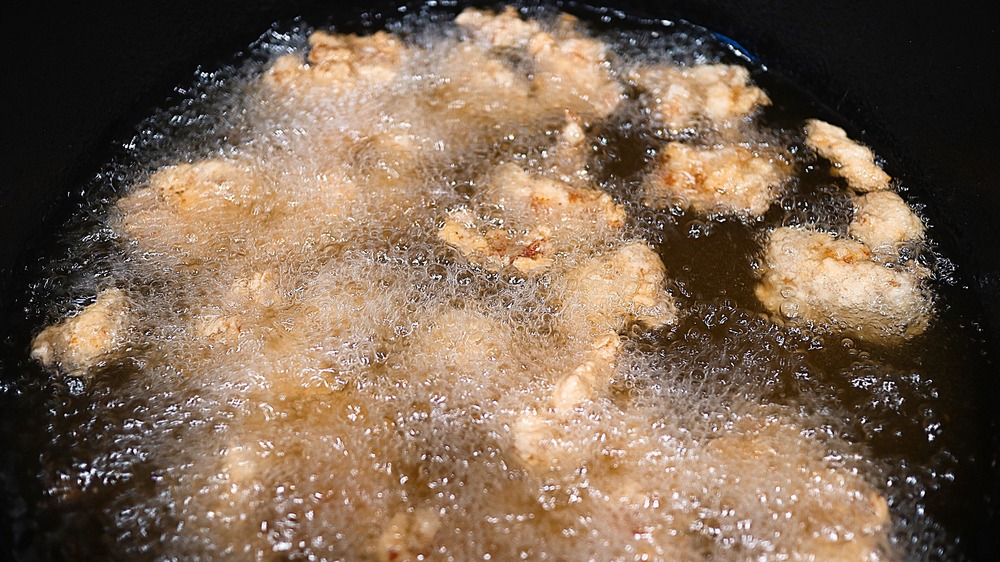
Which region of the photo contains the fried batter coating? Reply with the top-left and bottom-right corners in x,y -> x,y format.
429,42 -> 533,124
647,141 -> 791,217
630,64 -> 771,132
558,242 -> 678,336
805,119 -> 891,193
457,6 -> 624,118
548,333 -> 621,413
849,190 -> 925,249
438,164 -> 625,273
115,158 -> 360,267
455,6 -> 541,49
702,416 -> 891,561
31,288 -> 130,376
528,29 -> 624,119
264,30 -> 405,92
376,508 -> 442,562
115,159 -> 266,257
755,227 -> 931,341
547,111 -> 590,183
515,400 -> 890,560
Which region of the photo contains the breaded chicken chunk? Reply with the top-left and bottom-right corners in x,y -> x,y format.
31,288 -> 130,376
647,141 -> 791,217
630,64 -> 771,132
455,6 -> 541,49
376,507 -> 442,562
115,159 -> 266,249
264,30 -> 405,92
515,401 -> 890,560
755,227 -> 931,341
849,190 -> 925,249
438,164 -> 625,273
549,333 -> 622,413
702,417 -> 890,561
558,242 -> 678,335
805,119 -> 891,192
429,42 -> 533,124
529,29 -> 624,119
456,6 -> 624,119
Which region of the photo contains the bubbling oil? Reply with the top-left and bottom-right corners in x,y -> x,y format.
2,3 -> 995,561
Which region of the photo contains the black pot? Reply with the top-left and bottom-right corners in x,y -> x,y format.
2,1 -> 997,559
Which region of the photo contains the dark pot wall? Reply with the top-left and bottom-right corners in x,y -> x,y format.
2,1 -> 997,558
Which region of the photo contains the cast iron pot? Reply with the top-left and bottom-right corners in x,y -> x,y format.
2,1 -> 998,559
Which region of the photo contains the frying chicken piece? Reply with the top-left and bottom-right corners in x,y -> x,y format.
228,270 -> 281,307
805,119 -> 891,193
438,164 -> 625,273
264,30 -> 405,92
31,288 -> 130,376
428,41 -> 533,126
455,6 -> 541,49
126,159 -> 260,216
755,227 -> 931,341
438,208 -> 554,273
376,507 -> 442,562
115,159 -> 266,254
701,417 -> 891,561
558,242 -> 678,336
492,163 -> 624,228
647,141 -> 791,217
516,397 -> 890,560
849,190 -> 925,249
549,333 -> 621,413
456,6 -> 624,119
116,157 -> 361,267
629,64 -> 771,133
348,129 -> 429,184
528,29 -> 624,119
405,306 -> 520,383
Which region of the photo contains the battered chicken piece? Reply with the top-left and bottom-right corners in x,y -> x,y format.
115,159 -> 265,252
126,159 -> 260,216
455,6 -> 541,49
630,64 -> 771,132
405,307 -> 520,383
438,164 -> 625,273
702,417 -> 891,561
116,157 -> 361,266
228,270 -> 281,307
516,398 -> 890,560
456,7 -> 623,119
429,42 -> 533,123
805,119 -> 891,192
755,227 -> 931,341
349,129 -> 428,184
849,190 -> 925,249
264,30 -> 405,92
549,333 -> 622,413
376,507 -> 442,562
528,29 -> 624,119
31,288 -> 130,376
558,242 -> 678,336
647,141 -> 791,217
